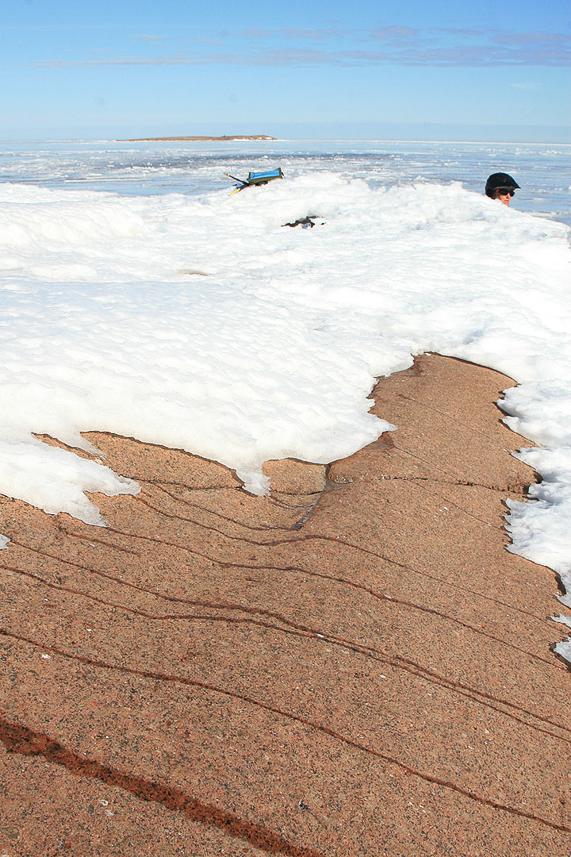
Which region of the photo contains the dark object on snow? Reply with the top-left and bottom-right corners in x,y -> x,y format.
226,168 -> 284,192
282,216 -> 321,229
485,172 -> 520,199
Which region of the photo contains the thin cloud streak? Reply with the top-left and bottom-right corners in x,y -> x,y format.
370,26 -> 420,42
510,81 -> 543,91
492,31 -> 571,46
130,34 -> 168,43
31,27 -> 571,68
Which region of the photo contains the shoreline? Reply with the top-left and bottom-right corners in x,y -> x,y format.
0,354 -> 569,856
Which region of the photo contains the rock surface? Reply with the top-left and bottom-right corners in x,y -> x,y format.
0,353 -> 569,857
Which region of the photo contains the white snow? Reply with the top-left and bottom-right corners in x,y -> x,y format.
1,140 -> 571,657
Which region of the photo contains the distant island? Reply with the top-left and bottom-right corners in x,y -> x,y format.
119,135 -> 276,142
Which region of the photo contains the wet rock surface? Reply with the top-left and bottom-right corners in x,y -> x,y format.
0,354 -> 569,857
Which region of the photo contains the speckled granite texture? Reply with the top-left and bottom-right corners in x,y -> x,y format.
0,354 -> 569,857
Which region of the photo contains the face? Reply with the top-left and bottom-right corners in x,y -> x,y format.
495,188 -> 514,206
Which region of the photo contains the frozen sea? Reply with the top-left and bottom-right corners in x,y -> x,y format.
1,138 -> 570,660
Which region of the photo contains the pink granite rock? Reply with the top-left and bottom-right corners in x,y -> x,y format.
0,355 -> 569,857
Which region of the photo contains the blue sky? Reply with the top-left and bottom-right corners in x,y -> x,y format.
1,0 -> 570,141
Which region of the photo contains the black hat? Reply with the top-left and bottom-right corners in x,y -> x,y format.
485,172 -> 520,198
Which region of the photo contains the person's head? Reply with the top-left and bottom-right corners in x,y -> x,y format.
485,173 -> 520,206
